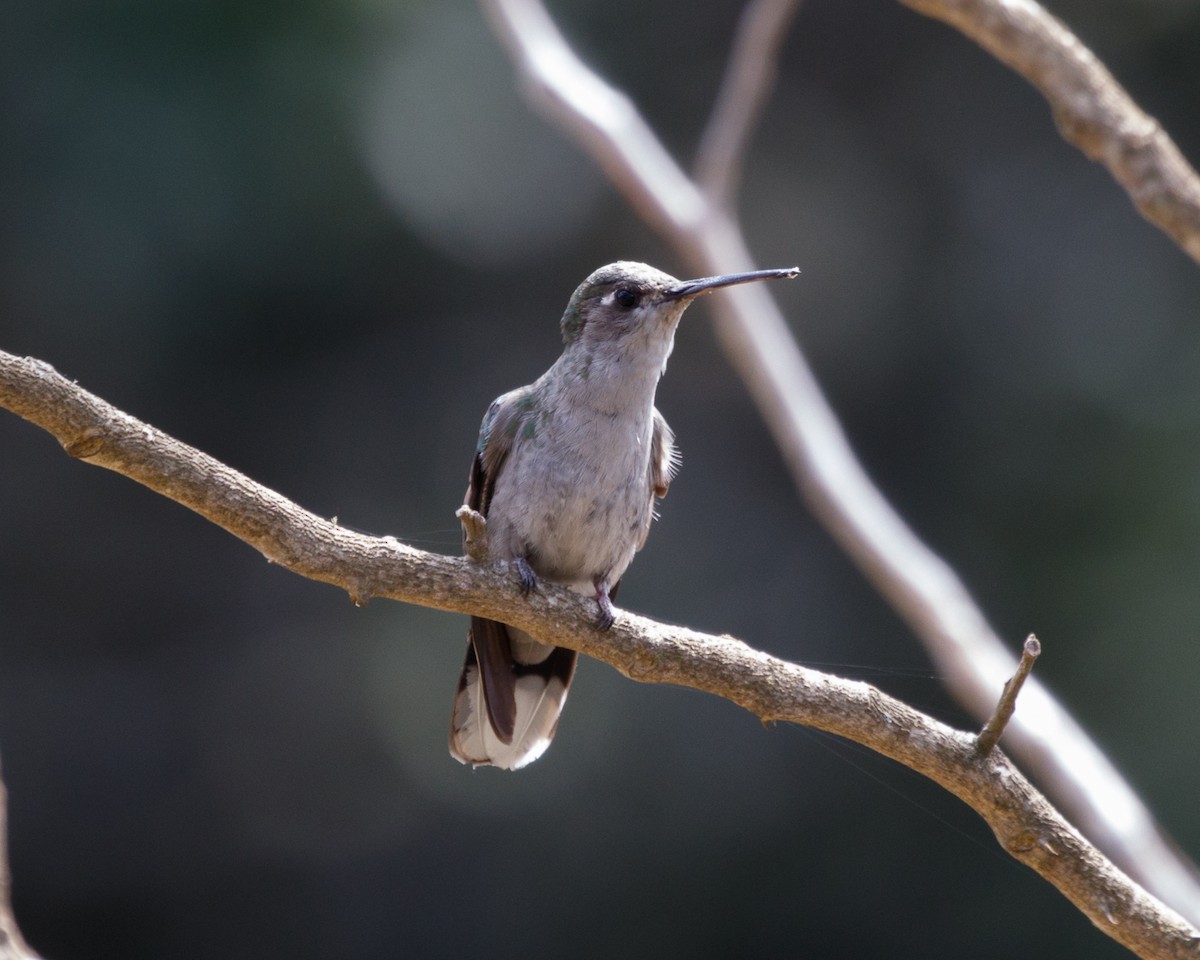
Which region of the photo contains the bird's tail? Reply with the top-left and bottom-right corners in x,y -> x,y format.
449,616 -> 577,770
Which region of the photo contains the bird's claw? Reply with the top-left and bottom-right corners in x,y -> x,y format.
514,556 -> 539,597
594,579 -> 616,631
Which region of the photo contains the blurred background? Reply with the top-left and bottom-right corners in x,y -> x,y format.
2,0 -> 1199,957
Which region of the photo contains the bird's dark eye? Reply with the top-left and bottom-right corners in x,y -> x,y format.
614,288 -> 639,309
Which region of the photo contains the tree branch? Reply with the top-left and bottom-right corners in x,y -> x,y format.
478,0 -> 1200,926
900,0 -> 1200,266
2,348 -> 1199,958
977,634 -> 1041,756
694,0 -> 804,208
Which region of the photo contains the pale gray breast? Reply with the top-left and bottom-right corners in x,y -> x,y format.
493,406 -> 653,584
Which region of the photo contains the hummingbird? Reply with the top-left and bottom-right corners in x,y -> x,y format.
449,261 -> 799,769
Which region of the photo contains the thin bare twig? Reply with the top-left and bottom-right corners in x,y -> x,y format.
478,0 -> 1200,925
1,349 -> 1198,959
977,634 -> 1042,756
479,0 -> 708,237
694,0 -> 804,207
900,0 -> 1200,266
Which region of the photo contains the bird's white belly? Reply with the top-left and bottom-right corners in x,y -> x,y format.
491,416 -> 652,586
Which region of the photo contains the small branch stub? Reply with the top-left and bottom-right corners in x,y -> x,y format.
977,634 -> 1042,756
456,506 -> 489,563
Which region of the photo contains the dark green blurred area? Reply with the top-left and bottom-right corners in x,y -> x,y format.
2,0 -> 1199,956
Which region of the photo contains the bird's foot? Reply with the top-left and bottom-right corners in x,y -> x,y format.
593,577 -> 616,631
514,556 -> 539,596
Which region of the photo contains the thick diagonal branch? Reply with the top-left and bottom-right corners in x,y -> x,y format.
2,349 -> 1199,958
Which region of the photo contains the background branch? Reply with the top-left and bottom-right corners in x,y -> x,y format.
900,0 -> 1200,266
480,0 -> 1200,925
694,0 -> 804,207
2,350 -> 1199,960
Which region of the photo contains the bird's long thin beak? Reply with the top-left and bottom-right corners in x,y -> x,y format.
665,266 -> 800,301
